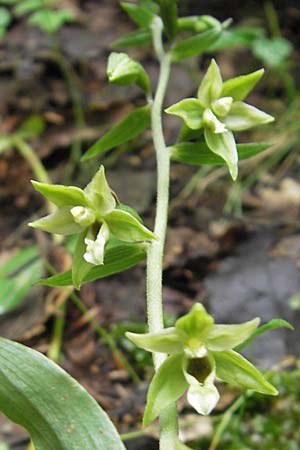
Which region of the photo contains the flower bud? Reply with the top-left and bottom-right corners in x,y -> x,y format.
212,96 -> 233,117
203,108 -> 227,134
71,206 -> 96,227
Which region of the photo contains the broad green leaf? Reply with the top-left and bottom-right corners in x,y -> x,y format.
143,353 -> 188,426
29,207 -> 84,235
252,37 -> 292,68
38,243 -> 147,287
171,26 -> 221,62
176,304 -> 214,341
17,115 -> 45,138
126,327 -> 184,354
112,28 -> 152,47
107,52 -> 150,93
214,350 -> 278,395
165,98 -> 204,130
157,0 -> 178,40
170,141 -> 272,165
197,59 -> 223,107
0,7 -> 11,28
225,102 -> 274,131
235,318 -> 294,352
221,69 -> 264,101
204,129 -> 238,180
82,105 -> 151,161
206,318 -> 260,351
0,338 -> 125,450
0,249 -> 43,314
72,231 -> 93,289
28,9 -> 74,34
84,165 -> 116,215
32,181 -> 87,207
121,2 -> 154,27
105,209 -> 156,242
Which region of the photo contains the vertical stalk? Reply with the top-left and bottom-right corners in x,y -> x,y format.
146,17 -> 178,449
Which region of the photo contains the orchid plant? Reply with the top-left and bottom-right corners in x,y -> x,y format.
0,2 -> 292,450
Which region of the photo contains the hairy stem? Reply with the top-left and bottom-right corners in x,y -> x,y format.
146,17 -> 178,450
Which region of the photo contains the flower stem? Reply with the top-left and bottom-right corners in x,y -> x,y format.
146,17 -> 178,450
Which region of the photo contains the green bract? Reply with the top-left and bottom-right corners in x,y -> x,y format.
165,59 -> 274,180
30,165 -> 156,288
126,304 -> 278,425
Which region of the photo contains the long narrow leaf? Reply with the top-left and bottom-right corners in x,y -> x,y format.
82,105 -> 150,161
0,338 -> 125,450
171,26 -> 221,61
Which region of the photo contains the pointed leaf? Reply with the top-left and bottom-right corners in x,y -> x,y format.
126,327 -> 184,354
197,59 -> 223,106
204,129 -> 238,180
221,69 -> 264,101
0,338 -> 126,450
157,0 -> 178,40
38,243 -> 147,287
214,350 -> 278,395
225,102 -> 274,131
29,207 -> 84,235
72,231 -> 93,290
82,105 -> 151,161
165,98 -> 204,130
105,209 -> 156,242
206,318 -> 260,351
32,181 -> 87,207
170,141 -> 272,165
171,26 -> 222,62
121,2 -> 155,27
112,29 -> 152,47
235,318 -> 294,352
143,353 -> 188,426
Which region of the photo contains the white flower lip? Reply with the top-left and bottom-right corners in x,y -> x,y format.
84,236 -> 106,265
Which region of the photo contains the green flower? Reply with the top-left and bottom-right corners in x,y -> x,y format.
126,304 -> 277,425
29,165 -> 156,287
165,59 -> 274,180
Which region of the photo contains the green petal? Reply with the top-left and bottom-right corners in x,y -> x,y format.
225,102 -> 274,131
221,69 -> 264,101
31,181 -> 87,207
214,350 -> 278,395
206,318 -> 260,351
165,98 -> 204,130
175,303 -> 214,342
197,59 -> 223,107
126,327 -> 184,354
143,353 -> 188,427
29,207 -> 84,235
104,209 -> 156,242
84,166 -> 116,215
204,128 -> 238,180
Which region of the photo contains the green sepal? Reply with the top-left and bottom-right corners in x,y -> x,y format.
197,59 -> 223,107
29,207 -> 84,235
206,318 -> 260,351
204,129 -> 238,180
221,69 -> 264,101
116,203 -> 143,223
126,327 -> 184,354
170,141 -> 272,165
165,98 -> 204,130
82,105 -> 151,161
38,243 -> 147,287
105,209 -> 156,242
121,2 -> 155,28
107,52 -> 150,93
143,353 -> 188,427
175,304 -> 214,341
171,26 -> 222,62
157,0 -> 178,41
112,29 -> 152,47
31,180 -> 87,207
72,231 -> 93,290
225,101 -> 274,131
214,350 -> 278,395
84,165 -> 116,215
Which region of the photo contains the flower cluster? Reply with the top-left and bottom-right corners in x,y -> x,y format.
30,166 -> 156,286
127,304 -> 277,426
165,59 -> 274,180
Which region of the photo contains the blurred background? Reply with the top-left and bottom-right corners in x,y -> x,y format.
0,1 -> 300,449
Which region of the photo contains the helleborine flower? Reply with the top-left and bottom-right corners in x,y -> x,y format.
29,165 -> 156,288
165,59 -> 274,180
126,304 -> 278,426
